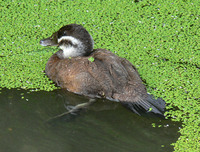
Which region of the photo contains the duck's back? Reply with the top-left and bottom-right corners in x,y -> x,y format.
46,49 -> 165,115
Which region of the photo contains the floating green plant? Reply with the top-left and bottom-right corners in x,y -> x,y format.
88,57 -> 95,62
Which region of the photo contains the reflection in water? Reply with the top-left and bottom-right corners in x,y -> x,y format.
0,88 -> 180,152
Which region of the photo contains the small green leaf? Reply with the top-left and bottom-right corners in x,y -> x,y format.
88,57 -> 94,62
149,107 -> 153,112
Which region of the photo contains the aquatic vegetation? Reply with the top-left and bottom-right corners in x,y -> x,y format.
88,57 -> 95,62
0,0 -> 199,151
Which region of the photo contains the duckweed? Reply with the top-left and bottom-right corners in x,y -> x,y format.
88,57 -> 95,62
1,0 -> 199,151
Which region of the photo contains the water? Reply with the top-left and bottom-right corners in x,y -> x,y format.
0,88 -> 180,152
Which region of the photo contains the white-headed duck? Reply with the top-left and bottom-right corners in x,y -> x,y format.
40,24 -> 165,116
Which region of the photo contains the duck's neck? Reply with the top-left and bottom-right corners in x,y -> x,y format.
59,46 -> 84,58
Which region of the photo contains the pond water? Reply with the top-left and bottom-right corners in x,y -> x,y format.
0,88 -> 180,152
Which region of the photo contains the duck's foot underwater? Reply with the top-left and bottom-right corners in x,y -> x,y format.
45,99 -> 96,123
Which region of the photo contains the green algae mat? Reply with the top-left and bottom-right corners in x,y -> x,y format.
1,0 -> 199,151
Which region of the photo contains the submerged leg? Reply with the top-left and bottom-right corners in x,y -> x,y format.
45,99 -> 96,122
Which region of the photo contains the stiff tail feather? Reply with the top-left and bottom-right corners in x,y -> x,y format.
122,94 -> 165,116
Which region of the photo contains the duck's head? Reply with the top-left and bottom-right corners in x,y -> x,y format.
40,24 -> 94,58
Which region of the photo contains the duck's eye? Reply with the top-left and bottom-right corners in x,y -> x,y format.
63,31 -> 67,36
58,30 -> 67,38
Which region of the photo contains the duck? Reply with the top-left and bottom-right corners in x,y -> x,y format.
40,24 -> 165,116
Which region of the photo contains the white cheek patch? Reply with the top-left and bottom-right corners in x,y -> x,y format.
58,36 -> 84,58
58,36 -> 81,45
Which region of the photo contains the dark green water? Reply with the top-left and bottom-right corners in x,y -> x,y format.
0,88 -> 180,152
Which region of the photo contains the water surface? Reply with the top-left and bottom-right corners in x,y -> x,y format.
0,88 -> 180,152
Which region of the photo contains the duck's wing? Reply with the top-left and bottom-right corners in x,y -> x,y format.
115,57 -> 165,115
86,49 -> 130,97
90,49 -> 165,115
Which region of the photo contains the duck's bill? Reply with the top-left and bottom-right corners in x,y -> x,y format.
40,37 -> 58,46
40,32 -> 58,46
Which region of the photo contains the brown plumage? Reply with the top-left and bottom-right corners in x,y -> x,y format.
40,24 -> 165,115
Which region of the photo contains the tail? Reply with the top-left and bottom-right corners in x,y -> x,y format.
122,94 -> 166,116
